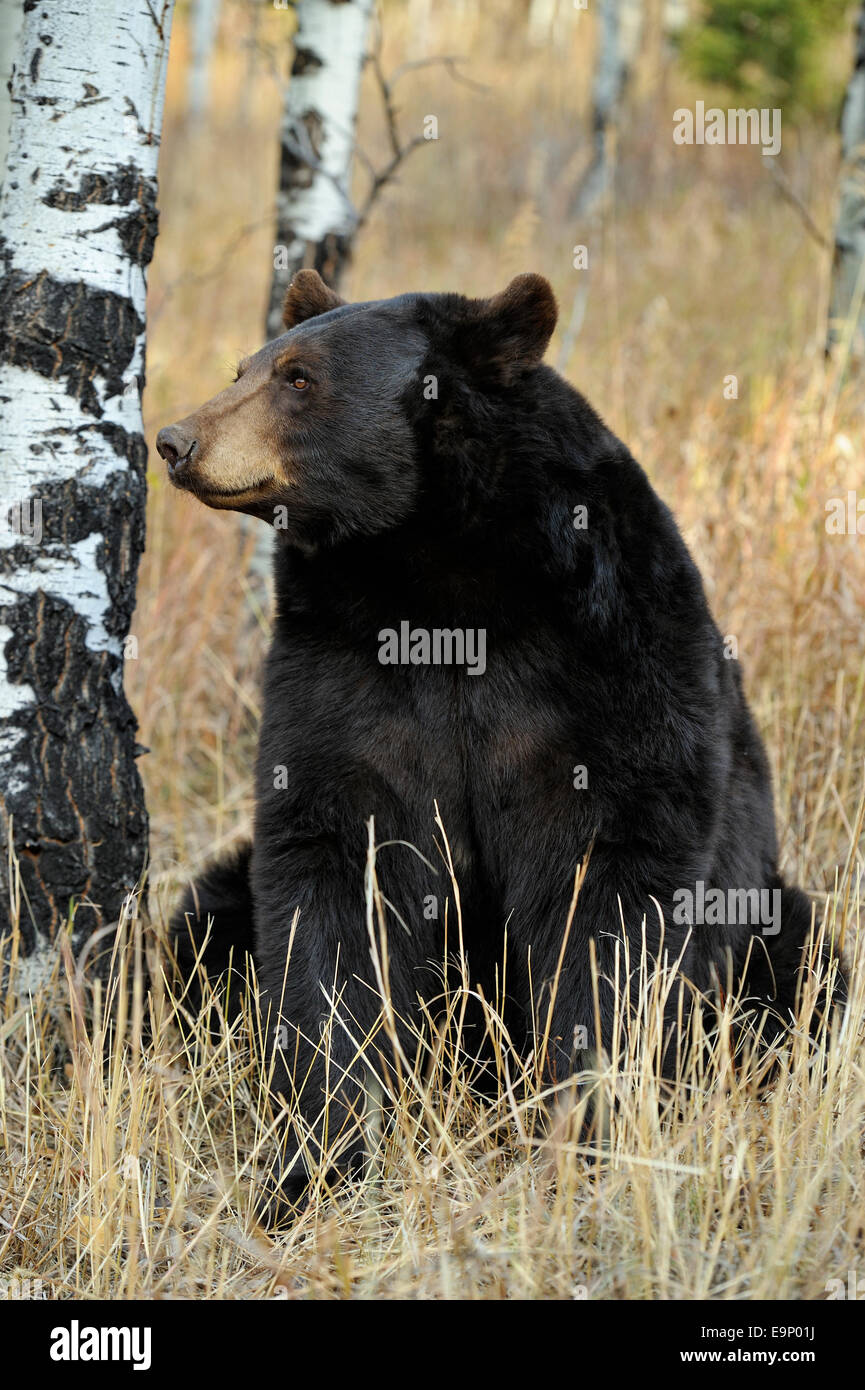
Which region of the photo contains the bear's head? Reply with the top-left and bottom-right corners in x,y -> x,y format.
156,269 -> 557,547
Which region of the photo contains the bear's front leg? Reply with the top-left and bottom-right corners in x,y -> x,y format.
502,839 -> 707,1087
250,828 -> 441,1222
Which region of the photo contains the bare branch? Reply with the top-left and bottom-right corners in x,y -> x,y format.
369,51 -> 402,163
356,134 -> 426,231
764,157 -> 831,252
352,40 -> 489,230
389,54 -> 490,94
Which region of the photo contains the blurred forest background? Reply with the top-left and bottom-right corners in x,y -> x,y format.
136,0 -> 865,918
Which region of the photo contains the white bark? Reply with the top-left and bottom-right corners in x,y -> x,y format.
267,0 -> 374,336
280,0 -> 373,244
527,0 -> 559,48
829,3 -> 865,361
0,0 -> 174,946
252,0 -> 374,586
0,0 -> 23,183
662,0 -> 690,37
574,0 -> 644,218
188,0 -> 222,122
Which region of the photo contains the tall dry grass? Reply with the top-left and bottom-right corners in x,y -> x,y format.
1,0 -> 863,1299
0,825 -> 861,1299
0,817 -> 862,1295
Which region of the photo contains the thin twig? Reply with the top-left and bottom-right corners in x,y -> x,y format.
356,136 -> 427,230
764,156 -> 831,251
389,54 -> 490,95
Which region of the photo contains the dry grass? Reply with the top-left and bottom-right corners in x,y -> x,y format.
2,0 -> 864,1299
0,837 -> 862,1300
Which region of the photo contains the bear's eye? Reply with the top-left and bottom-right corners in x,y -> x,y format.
274,352 -> 312,388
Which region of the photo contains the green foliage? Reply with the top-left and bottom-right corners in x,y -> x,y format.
677,0 -> 852,114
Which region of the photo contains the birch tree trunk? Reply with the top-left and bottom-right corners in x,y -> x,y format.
527,0 -> 559,48
828,2 -> 865,362
266,0 -> 374,338
245,0 -> 373,588
572,0 -> 644,218
0,1 -> 174,962
0,0 -> 23,186
188,0 -> 222,123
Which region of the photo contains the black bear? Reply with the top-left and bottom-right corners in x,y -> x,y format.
157,270 -> 842,1210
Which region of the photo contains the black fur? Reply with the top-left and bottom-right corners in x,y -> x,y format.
168,273 -> 844,1210
170,842 -> 255,1021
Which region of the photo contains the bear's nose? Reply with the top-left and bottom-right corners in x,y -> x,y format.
156,426 -> 198,474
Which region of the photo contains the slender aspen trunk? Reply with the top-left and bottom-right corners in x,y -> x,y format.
828,3 -> 865,361
0,1 -> 174,961
266,0 -> 374,338
0,0 -> 24,186
573,0 -> 644,218
188,0 -> 222,123
245,0 -> 374,587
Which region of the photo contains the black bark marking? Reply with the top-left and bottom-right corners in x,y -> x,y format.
291,47 -> 323,77
42,164 -> 160,267
0,469 -> 145,571
0,271 -> 143,414
0,592 -> 148,949
87,421 -> 148,472
275,110 -> 325,206
266,232 -> 352,339
0,456 -> 148,947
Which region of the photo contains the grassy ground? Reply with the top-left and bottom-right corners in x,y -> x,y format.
1,0 -> 864,1299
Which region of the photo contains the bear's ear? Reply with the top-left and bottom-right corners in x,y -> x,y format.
462,273 -> 558,379
282,269 -> 346,329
